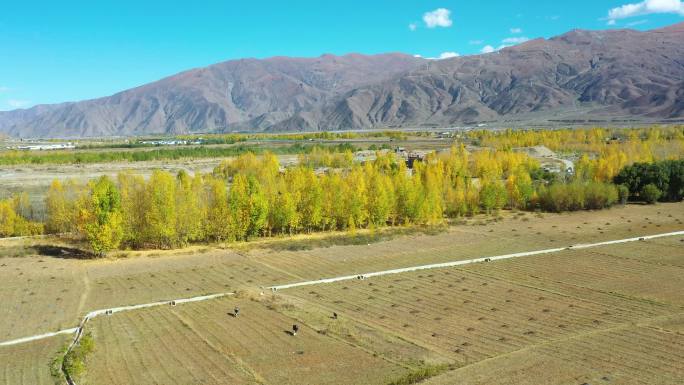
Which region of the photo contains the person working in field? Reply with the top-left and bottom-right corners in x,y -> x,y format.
292,324 -> 299,336
234,306 -> 240,317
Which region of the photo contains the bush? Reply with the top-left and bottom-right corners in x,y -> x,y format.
386,365 -> 451,385
63,332 -> 95,380
584,182 -> 618,210
537,181 -> 618,212
640,184 -> 662,204
617,184 -> 629,205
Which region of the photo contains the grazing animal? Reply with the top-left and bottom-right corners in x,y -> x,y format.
333,312 -> 338,320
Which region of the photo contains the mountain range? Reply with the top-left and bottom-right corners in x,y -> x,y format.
1,22 -> 683,138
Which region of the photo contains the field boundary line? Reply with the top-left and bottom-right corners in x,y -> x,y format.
0,328 -> 79,347
0,292 -> 234,349
267,230 -> 684,291
61,291 -> 235,385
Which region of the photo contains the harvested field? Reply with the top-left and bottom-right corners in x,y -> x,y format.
0,203 -> 682,384
81,252 -> 292,311
248,203 -> 684,287
0,248 -> 294,340
85,297 -> 405,385
0,255 -> 84,340
591,238 -> 684,267
1,203 -> 682,341
465,248 -> 684,307
0,335 -> 66,385
282,267 -> 666,364
423,324 -> 684,385
650,314 -> 684,334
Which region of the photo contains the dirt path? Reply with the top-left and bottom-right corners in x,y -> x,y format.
0,328 -> 79,347
75,270 -> 90,316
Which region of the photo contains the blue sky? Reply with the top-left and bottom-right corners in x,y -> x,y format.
1,0 -> 683,111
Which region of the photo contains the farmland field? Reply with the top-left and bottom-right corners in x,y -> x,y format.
85,297 -> 405,385
282,264 -> 671,364
1,203 -> 683,384
0,336 -> 66,385
2,203 -> 681,341
423,323 -> 684,385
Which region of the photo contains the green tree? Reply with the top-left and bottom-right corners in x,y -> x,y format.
640,183 -> 662,204
78,176 -> 123,256
480,180 -> 507,214
617,184 -> 629,205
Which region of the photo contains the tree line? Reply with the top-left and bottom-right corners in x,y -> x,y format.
471,126 -> 684,182
0,143 -> 356,166
614,159 -> 684,204
1,147 -> 679,251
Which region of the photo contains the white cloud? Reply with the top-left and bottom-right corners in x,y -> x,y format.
469,39 -> 484,45
478,35 -> 530,56
481,45 -> 495,54
418,52 -> 461,60
502,36 -> 530,44
510,27 -> 523,34
7,99 -> 31,108
0,86 -> 9,93
607,19 -> 617,25
423,8 -> 453,28
437,51 -> 460,59
408,23 -> 417,31
608,0 -> 684,21
413,54 -> 423,58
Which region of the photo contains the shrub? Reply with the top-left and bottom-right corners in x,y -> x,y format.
386,364 -> 451,385
537,181 -> 618,212
617,184 -> 629,205
584,182 -> 618,210
63,332 -> 95,380
640,184 -> 662,204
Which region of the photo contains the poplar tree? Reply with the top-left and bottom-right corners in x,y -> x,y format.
77,176 -> 123,256
144,171 -> 178,248
204,176 -> 231,241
